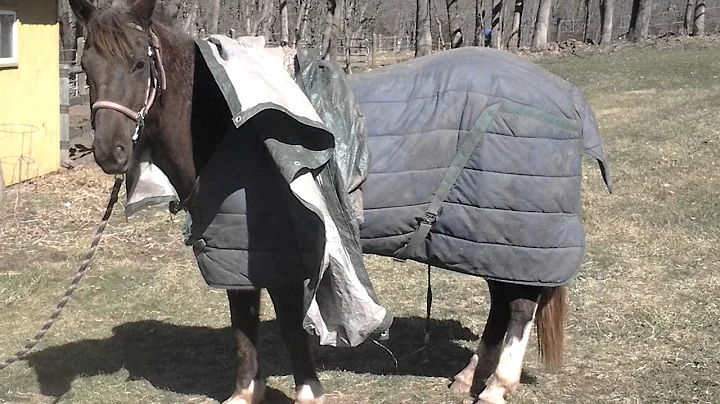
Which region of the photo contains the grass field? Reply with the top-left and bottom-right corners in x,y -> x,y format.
2,39 -> 720,403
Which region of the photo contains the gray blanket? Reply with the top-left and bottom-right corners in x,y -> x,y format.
348,47 -> 612,286
124,35 -> 391,348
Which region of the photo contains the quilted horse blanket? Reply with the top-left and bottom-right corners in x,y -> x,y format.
348,47 -> 613,286
124,35 -> 390,348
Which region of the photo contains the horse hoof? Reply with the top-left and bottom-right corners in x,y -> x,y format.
294,398 -> 324,404
474,395 -> 505,404
222,379 -> 266,404
449,380 -> 472,396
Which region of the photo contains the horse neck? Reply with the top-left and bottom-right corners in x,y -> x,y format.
145,23 -> 197,202
147,24 -> 232,204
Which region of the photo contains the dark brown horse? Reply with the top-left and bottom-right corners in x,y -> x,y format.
68,1 -> 566,403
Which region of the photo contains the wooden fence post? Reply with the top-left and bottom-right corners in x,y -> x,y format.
229,28 -> 236,39
370,33 -> 377,68
60,64 -> 70,163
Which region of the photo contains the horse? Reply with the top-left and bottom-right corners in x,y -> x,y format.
67,0 -> 610,403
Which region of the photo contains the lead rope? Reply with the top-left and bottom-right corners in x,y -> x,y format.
0,176 -> 124,370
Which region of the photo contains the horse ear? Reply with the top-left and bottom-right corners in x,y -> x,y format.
68,0 -> 96,26
130,0 -> 157,28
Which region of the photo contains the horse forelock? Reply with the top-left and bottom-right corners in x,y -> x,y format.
86,8 -> 143,62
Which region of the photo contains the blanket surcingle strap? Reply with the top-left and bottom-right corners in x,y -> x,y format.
396,102 -> 502,260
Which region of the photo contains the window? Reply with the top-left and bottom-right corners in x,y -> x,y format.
0,10 -> 18,66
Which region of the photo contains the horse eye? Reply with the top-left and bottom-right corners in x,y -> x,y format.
134,60 -> 146,72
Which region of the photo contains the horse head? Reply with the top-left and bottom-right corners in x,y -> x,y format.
69,0 -> 164,174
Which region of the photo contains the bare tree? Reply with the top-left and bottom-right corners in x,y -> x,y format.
321,0 -> 343,61
531,0 -> 552,51
683,0 -> 695,34
598,0 -> 614,44
345,0 -> 375,44
294,0 -> 310,46
183,0 -> 199,34
490,0 -> 503,48
434,0 -> 447,49
507,0 -> 523,49
693,1 -> 705,35
447,0 -> 464,48
582,0 -> 590,41
59,0 -> 73,51
208,0 -> 220,34
474,0 -> 485,46
416,0 -> 432,56
280,0 -> 289,44
627,0 -> 652,42
255,0 -> 274,38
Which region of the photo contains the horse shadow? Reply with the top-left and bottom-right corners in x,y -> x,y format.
23,316 -> 481,402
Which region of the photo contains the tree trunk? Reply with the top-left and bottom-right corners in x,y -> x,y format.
344,0 -> 351,71
244,0 -> 252,34
531,0 -> 552,51
434,0 -> 446,49
74,8 -> 84,45
683,0 -> 695,34
490,0 -> 503,48
446,0 -> 464,48
208,0 -> 220,34
331,0 -> 344,61
59,0 -> 73,51
294,0 -> 309,46
436,14 -> 446,50
508,0 -> 523,49
322,0 -> 337,59
280,0 -> 289,44
627,0 -> 652,42
416,0 -> 432,57
183,0 -> 198,35
252,0 -> 274,36
583,0 -> 590,41
599,0 -> 614,44
474,0 -> 485,46
693,1 -> 705,35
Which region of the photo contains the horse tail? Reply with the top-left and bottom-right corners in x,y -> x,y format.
535,285 -> 566,371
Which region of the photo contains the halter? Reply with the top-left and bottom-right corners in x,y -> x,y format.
90,25 -> 167,145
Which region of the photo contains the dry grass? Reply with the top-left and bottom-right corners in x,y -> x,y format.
2,40 -> 720,403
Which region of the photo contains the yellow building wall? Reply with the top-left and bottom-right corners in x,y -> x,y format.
0,0 -> 59,186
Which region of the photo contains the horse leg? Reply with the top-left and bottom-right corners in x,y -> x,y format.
450,280 -> 510,396
223,290 -> 265,404
475,284 -> 543,404
268,283 -> 324,404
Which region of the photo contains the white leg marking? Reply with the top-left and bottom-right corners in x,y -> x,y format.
479,304 -> 538,404
295,384 -> 324,404
450,353 -> 480,395
222,379 -> 266,404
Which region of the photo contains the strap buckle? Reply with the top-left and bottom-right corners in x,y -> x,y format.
421,211 -> 438,225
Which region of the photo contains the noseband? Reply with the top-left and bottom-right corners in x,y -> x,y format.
90,24 -> 167,145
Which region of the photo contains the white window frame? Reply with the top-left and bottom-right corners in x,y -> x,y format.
0,10 -> 19,67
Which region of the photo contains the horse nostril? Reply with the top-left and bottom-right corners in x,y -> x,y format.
114,144 -> 129,166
